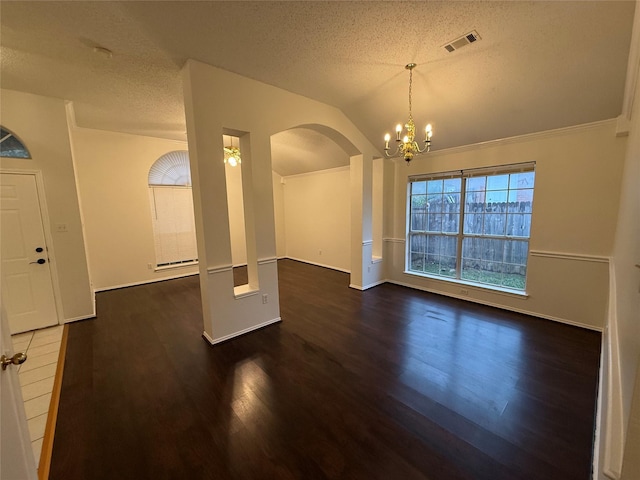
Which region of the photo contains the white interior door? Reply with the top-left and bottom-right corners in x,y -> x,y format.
0,306 -> 38,480
1,173 -> 58,334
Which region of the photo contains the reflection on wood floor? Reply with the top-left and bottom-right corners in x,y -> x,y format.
51,259 -> 601,480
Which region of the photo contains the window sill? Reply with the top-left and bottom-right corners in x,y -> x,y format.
403,270 -> 529,299
234,284 -> 260,299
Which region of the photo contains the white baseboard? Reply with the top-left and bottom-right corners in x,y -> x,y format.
387,278 -> 603,332
350,279 -> 386,291
94,271 -> 199,292
202,331 -> 215,344
202,317 -> 282,345
284,256 -> 350,274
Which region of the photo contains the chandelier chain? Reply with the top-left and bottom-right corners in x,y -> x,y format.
408,66 -> 413,119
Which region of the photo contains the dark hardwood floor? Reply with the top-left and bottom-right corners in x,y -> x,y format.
50,259 -> 601,480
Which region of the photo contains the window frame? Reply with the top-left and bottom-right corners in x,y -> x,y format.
0,126 -> 32,158
406,162 -> 535,294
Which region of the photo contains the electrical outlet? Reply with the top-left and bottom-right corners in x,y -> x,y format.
460,289 -> 469,296
147,263 -> 153,270
262,294 -> 268,304
318,249 -> 322,256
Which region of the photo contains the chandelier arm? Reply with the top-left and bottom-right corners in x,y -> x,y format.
384,145 -> 402,158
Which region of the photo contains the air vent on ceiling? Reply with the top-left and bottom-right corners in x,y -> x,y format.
443,30 -> 481,53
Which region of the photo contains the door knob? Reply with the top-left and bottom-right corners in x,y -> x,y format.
1,352 -> 27,370
29,258 -> 46,265
35,247 -> 44,253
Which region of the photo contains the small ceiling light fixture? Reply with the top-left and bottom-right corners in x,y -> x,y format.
384,63 -> 433,164
223,137 -> 241,167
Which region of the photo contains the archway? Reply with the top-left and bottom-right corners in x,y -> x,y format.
270,124 -> 383,289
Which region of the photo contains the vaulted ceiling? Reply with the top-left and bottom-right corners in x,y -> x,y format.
0,1 -> 635,175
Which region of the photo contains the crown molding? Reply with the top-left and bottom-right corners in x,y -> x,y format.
397,118 -> 618,162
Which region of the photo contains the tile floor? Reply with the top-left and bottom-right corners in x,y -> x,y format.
11,324 -> 64,468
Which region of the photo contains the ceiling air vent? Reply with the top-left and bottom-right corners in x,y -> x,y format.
443,30 -> 481,53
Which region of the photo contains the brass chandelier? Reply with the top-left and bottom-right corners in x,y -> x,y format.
384,63 -> 433,164
223,136 -> 241,167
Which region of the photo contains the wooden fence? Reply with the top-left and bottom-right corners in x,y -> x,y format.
410,201 -> 532,273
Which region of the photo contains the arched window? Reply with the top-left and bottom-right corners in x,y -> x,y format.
0,126 -> 31,158
148,151 -> 191,186
148,151 -> 198,268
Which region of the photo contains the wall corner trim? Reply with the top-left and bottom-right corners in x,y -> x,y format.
529,250 -> 609,264
602,260 -> 624,479
257,257 -> 278,265
616,114 -> 631,137
414,119 -> 617,159
207,264 -> 234,275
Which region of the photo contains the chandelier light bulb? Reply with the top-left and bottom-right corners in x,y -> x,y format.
403,135 -> 409,144
228,157 -> 237,167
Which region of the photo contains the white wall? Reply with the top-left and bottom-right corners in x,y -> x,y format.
385,120 -> 626,330
71,127 -> 261,290
0,89 -> 93,322
70,127 -> 198,290
283,166 -> 351,272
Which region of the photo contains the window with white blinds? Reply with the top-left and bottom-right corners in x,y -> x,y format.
148,151 -> 198,268
149,186 -> 198,267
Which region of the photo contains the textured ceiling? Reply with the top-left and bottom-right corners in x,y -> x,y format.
0,1 -> 635,176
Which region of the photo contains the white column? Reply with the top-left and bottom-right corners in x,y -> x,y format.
182,62 -> 281,344
350,153 -> 375,290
